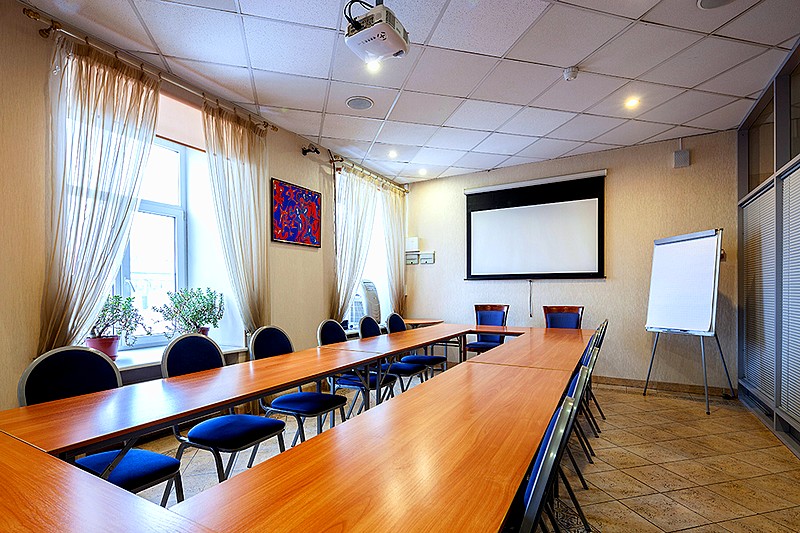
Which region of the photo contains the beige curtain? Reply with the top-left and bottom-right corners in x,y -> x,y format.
382,186 -> 407,315
331,168 -> 379,321
38,36 -> 160,354
203,104 -> 270,333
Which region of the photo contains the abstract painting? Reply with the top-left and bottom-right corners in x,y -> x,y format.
271,178 -> 322,247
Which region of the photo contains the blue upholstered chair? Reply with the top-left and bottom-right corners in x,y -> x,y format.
161,334 -> 286,487
543,305 -> 584,329
318,319 -> 397,418
18,346 -> 183,507
390,313 -> 448,376
360,315 -> 427,393
465,304 -> 510,356
250,325 -> 347,446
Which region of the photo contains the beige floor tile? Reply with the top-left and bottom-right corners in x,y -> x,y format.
653,422 -> 707,439
680,524 -> 733,533
695,455 -> 771,479
603,402 -> 646,414
624,424 -> 681,443
761,445 -> 800,466
626,442 -> 692,464
730,447 -> 800,473
621,493 -> 709,532
566,455 -> 617,475
762,505 -> 800,530
688,434 -> 753,454
660,460 -> 734,485
684,418 -> 742,435
705,479 -> 794,513
583,470 -> 657,500
744,473 -> 800,505
664,486 -> 754,522
624,464 -> 697,492
581,500 -> 663,533
717,515 -> 790,533
598,447 -> 653,469
659,438 -> 720,460
600,428 -> 650,447
572,481 -> 617,506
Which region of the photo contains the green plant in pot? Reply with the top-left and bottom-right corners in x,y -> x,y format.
86,295 -> 151,360
154,288 -> 224,338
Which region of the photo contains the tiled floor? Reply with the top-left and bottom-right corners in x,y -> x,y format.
138,383 -> 800,532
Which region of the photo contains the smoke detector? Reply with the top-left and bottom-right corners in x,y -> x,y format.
563,66 -> 578,82
697,0 -> 735,9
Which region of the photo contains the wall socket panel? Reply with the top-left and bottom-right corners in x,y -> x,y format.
419,252 -> 435,264
405,253 -> 419,265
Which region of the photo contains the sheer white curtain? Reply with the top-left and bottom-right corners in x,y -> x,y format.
381,186 -> 407,315
203,104 -> 271,333
331,168 -> 379,321
38,36 -> 160,354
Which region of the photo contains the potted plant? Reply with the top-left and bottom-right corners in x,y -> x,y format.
86,295 -> 151,360
154,288 -> 224,338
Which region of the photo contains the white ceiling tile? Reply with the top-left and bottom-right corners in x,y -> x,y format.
444,101 -> 523,131
498,107 -> 576,136
717,0 -> 800,46
508,4 -> 629,68
253,70 -> 328,111
517,139 -> 583,159
531,73 -> 627,113
697,49 -> 789,97
34,0 -> 156,52
389,92 -> 464,125
685,99 -> 755,130
640,36 -> 766,88
643,126 -> 713,143
592,120 -> 673,145
135,0 -> 247,65
399,164 -> 449,179
319,137 -> 372,160
473,133 -> 537,155
321,115 -> 382,142
643,0 -> 759,33
376,121 -> 439,145
405,47 -> 498,98
780,35 -> 800,50
429,0 -> 548,56
411,147 -> 468,166
163,0 -> 238,10
454,152 -> 509,169
130,51 -> 168,71
167,58 -> 255,103
244,17 -> 336,77
496,156 -> 546,168
362,160 -> 406,177
368,143 -> 421,163
239,0 -> 341,29
471,61 -> 562,106
548,115 -> 626,142
564,142 -> 621,157
439,167 -> 481,178
424,127 -> 491,151
638,90 -> 736,125
587,81 -> 684,119
582,23 -> 702,79
331,38 -> 421,89
325,81 -> 398,119
259,107 -> 323,137
563,0 -> 661,19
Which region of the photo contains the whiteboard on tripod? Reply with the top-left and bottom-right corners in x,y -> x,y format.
645,229 -> 722,336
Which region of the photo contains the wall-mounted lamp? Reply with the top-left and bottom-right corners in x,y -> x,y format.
302,143 -> 320,156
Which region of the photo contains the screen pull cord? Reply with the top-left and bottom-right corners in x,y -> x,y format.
528,279 -> 533,319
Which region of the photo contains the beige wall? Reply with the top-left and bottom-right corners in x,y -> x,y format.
406,131 -> 738,390
0,2 -> 334,409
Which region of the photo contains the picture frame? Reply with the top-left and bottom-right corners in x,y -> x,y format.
271,178 -> 322,248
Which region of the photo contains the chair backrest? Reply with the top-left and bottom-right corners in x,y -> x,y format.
250,326 -> 294,360
18,346 -> 121,407
317,319 -> 347,346
519,396 -> 574,533
161,334 -> 225,378
359,315 -> 382,339
580,334 -> 596,366
595,319 -> 609,349
475,304 -> 509,344
543,306 -> 584,329
386,313 -> 407,334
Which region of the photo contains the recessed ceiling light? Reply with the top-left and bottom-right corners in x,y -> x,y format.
346,96 -> 374,111
388,150 -> 398,159
697,0 -> 735,9
418,169 -> 428,177
366,60 -> 381,73
624,97 -> 640,109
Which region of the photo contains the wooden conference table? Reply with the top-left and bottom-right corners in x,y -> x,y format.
0,324 -> 594,531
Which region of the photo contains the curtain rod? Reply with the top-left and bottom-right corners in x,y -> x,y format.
20,6 -> 277,132
329,152 -> 407,194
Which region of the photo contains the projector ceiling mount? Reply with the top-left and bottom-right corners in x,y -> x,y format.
344,0 -> 409,63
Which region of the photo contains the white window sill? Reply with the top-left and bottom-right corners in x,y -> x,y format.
115,344 -> 248,371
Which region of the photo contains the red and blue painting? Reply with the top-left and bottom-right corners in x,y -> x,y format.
271,178 -> 322,248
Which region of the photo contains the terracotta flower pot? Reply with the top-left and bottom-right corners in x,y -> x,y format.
86,335 -> 121,360
198,327 -> 210,336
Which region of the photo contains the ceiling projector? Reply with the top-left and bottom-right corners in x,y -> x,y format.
344,0 -> 409,63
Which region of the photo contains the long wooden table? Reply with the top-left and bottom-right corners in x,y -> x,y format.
469,327 -> 595,372
170,362 -> 573,532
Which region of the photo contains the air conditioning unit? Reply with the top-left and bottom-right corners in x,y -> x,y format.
344,3 -> 409,63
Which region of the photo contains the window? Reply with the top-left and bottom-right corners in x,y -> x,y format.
791,62 -> 800,160
748,96 -> 775,191
113,138 -> 187,347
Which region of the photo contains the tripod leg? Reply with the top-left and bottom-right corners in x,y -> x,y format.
700,336 -> 710,415
643,332 -> 660,396
714,333 -> 736,398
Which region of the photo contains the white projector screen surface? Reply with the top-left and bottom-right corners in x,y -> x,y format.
470,198 -> 599,276
645,231 -> 721,334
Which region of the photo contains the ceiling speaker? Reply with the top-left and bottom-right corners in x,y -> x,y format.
697,0 -> 735,9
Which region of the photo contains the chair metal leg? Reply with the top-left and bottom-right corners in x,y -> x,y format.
575,421 -> 595,457
246,442 -> 260,469
590,388 -> 606,420
558,466 -> 591,532
212,450 -> 227,482
317,414 -> 322,436
277,432 -> 286,452
582,397 -> 601,434
572,426 -> 594,464
291,416 -> 306,447
346,390 -> 361,419
223,451 -> 238,480
160,470 -> 181,507
580,403 -> 600,438
544,502 -> 562,533
174,471 -> 184,503
162,441 -> 188,500
338,406 -> 346,425
565,447 -> 589,490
